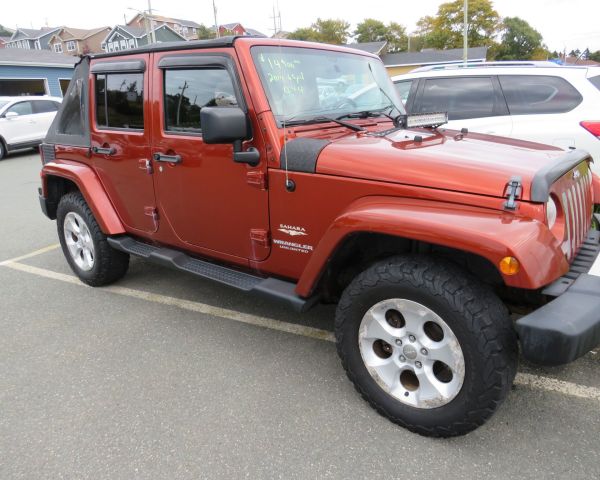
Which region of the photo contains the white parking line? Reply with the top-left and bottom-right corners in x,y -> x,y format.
1,246 -> 599,404
0,243 -> 60,266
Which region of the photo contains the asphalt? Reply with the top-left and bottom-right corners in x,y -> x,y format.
1,151 -> 599,479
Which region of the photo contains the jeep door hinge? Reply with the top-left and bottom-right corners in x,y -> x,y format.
139,159 -> 153,174
504,176 -> 522,211
250,229 -> 270,247
144,206 -> 159,232
246,171 -> 267,190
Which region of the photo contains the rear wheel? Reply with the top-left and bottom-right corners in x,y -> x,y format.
335,255 -> 517,437
57,192 -> 129,286
0,139 -> 5,159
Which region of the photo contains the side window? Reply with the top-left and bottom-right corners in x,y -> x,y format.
589,75 -> 600,91
7,101 -> 33,116
95,73 -> 144,130
394,80 -> 414,106
32,100 -> 60,113
163,68 -> 238,134
418,77 -> 496,120
499,75 -> 583,115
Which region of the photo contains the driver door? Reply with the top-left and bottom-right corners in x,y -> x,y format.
150,50 -> 270,261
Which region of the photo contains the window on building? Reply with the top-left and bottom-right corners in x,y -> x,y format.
95,73 -> 144,130
54,43 -> 63,53
499,75 -> 583,115
418,76 -> 496,120
66,41 -> 76,52
163,68 -> 238,133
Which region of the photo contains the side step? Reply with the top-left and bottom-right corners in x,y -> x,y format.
107,236 -> 317,312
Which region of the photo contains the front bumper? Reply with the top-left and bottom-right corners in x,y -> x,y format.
516,230 -> 600,365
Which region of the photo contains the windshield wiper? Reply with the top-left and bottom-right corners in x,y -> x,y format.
337,109 -> 394,121
284,116 -> 366,132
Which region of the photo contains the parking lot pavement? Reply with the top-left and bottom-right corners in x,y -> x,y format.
1,152 -> 599,479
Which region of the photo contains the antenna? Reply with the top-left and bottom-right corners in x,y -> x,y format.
213,0 -> 219,38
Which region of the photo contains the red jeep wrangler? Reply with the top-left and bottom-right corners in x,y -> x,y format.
39,37 -> 600,437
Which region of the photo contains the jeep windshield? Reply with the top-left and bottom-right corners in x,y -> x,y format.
251,45 -> 405,126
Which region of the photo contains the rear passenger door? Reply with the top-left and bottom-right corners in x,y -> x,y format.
413,76 -> 512,136
498,75 -> 584,150
1,101 -> 37,145
90,54 -> 157,234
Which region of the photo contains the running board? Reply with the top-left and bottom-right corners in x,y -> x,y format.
107,236 -> 317,312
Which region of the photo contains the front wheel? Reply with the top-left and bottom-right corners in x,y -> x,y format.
57,192 -> 129,286
335,256 -> 517,437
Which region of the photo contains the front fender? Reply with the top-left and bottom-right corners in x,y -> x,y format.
296,196 -> 568,296
41,160 -> 125,235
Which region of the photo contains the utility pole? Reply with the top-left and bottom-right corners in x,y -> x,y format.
147,0 -> 155,44
463,0 -> 468,63
213,0 -> 219,38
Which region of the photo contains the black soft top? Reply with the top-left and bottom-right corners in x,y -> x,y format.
89,35 -> 243,60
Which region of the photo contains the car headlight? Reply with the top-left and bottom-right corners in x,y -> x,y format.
546,197 -> 557,230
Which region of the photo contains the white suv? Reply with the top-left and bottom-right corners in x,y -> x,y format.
0,96 -> 62,159
393,62 -> 600,171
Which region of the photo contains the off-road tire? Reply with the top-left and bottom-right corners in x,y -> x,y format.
57,191 -> 129,286
335,255 -> 518,437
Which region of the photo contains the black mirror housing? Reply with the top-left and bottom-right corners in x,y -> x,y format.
200,107 -> 248,144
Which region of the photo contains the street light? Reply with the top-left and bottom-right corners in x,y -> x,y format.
463,0 -> 468,63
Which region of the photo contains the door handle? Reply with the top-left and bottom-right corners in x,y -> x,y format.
153,152 -> 182,164
92,146 -> 116,155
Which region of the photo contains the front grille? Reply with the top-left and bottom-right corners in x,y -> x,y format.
559,164 -> 593,261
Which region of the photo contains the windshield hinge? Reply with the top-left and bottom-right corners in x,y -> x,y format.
504,176 -> 522,211
247,170 -> 267,190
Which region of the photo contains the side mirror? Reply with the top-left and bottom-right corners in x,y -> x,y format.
200,107 -> 260,166
4,111 -> 19,119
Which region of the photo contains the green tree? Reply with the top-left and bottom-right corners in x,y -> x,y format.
288,18 -> 350,44
196,24 -> 216,40
589,50 -> 600,62
354,18 -> 388,43
494,17 -> 544,60
569,48 -> 581,58
416,0 -> 500,49
354,19 -> 408,52
0,24 -> 13,37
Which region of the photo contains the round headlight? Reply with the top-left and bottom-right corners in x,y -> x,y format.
546,197 -> 557,229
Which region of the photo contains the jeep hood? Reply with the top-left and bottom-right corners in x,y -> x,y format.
314,129 -> 573,201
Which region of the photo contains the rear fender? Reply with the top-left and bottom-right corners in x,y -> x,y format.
41,160 -> 125,234
296,196 -> 568,296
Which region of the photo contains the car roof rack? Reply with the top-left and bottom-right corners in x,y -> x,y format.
411,61 -> 562,73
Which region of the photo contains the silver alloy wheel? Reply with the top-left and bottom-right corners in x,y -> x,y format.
358,298 -> 465,409
63,212 -> 95,272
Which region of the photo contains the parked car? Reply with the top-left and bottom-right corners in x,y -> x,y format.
393,62 -> 600,171
0,96 -> 62,159
39,38 -> 600,437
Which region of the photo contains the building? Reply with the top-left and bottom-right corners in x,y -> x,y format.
4,27 -> 61,50
215,23 -> 266,37
100,24 -> 186,53
0,36 -> 11,48
0,48 -> 76,96
48,27 -> 111,55
127,14 -> 201,40
381,47 -> 488,76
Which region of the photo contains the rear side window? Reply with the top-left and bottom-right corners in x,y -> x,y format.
6,101 -> 33,116
95,73 -> 144,130
394,80 -> 414,106
32,100 -> 59,113
499,75 -> 582,115
588,75 -> 600,91
417,77 -> 496,120
163,68 -> 238,134
57,78 -> 84,135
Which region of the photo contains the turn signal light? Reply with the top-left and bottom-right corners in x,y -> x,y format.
499,257 -> 520,276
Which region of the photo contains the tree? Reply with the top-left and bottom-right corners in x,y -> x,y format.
354,19 -> 408,52
494,17 -> 544,60
288,18 -> 350,44
589,50 -> 600,62
569,48 -> 581,58
416,0 -> 500,49
196,24 -> 216,40
354,19 -> 388,43
313,18 -> 350,44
